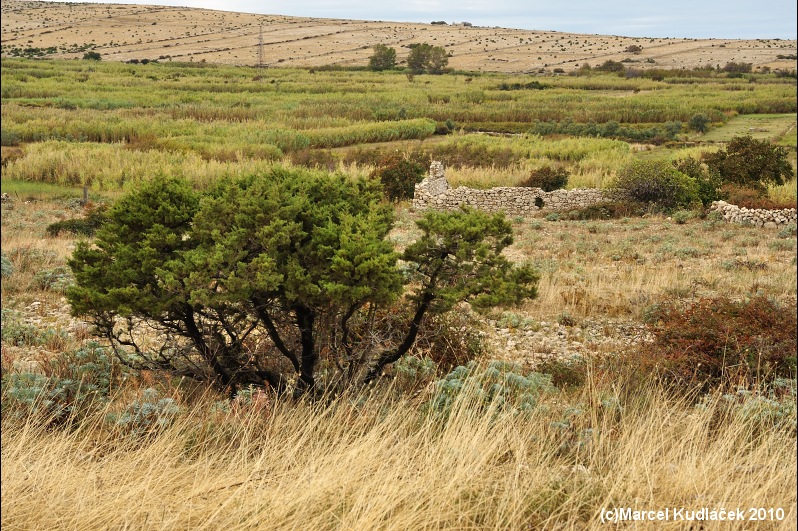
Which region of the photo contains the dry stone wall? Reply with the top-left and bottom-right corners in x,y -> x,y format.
414,163 -> 797,228
709,200 -> 797,228
413,162 -> 620,216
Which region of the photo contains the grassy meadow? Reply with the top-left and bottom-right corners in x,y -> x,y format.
2,56 -> 797,529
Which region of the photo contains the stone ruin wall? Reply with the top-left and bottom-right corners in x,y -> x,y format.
709,200 -> 797,228
414,162 -> 797,228
413,162 -> 622,216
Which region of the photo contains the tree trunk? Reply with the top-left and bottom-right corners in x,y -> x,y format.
363,291 -> 434,385
294,305 -> 317,396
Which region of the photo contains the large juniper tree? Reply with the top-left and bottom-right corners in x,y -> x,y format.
68,167 -> 538,396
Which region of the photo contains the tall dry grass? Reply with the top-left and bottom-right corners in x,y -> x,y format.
2,379 -> 795,530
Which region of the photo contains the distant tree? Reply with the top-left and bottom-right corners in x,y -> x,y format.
704,135 -> 794,194
517,166 -> 569,192
368,44 -> 397,71
82,51 -> 101,61
721,62 -> 752,74
688,113 -> 711,133
407,43 -> 449,74
596,60 -> 625,73
624,45 -> 643,54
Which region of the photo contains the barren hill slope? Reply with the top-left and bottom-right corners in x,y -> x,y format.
2,0 -> 796,73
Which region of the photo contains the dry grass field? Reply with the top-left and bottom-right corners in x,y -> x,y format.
2,0 -> 796,73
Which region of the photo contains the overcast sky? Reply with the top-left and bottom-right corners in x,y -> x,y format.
63,0 -> 797,39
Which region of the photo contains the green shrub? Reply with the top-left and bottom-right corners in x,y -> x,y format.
1,128 -> 20,147
565,201 -> 646,220
671,210 -> 693,224
0,309 -> 66,347
34,266 -> 74,291
777,224 -> 797,239
370,154 -> 426,201
688,113 -> 710,133
517,166 -> 569,192
612,159 -> 699,211
392,355 -> 438,394
45,202 -> 109,237
704,135 -> 794,194
696,379 -> 796,435
673,157 -> 722,206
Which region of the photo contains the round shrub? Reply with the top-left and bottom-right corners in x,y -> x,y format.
704,135 -> 794,194
517,165 -> 569,192
370,154 -> 426,202
612,159 -> 699,211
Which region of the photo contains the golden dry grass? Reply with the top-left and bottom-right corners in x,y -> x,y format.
2,0 -> 795,73
2,379 -> 796,530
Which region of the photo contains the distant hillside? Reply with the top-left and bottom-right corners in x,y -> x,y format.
2,0 -> 796,73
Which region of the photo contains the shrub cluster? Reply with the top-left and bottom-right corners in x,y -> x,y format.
563,201 -> 647,220
639,296 -> 797,390
720,184 -> 798,209
704,135 -> 794,195
612,159 -> 699,211
2,343 -> 118,425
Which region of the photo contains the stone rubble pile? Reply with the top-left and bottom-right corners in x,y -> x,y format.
710,200 -> 796,228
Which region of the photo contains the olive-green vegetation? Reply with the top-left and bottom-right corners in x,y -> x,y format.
2,57 -> 795,192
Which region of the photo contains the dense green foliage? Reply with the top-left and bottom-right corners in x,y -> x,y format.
406,43 -> 449,74
517,165 -> 569,191
368,44 -> 397,71
370,154 -> 426,201
612,159 -> 700,210
672,157 -> 723,206
67,169 -> 538,395
704,135 -> 795,194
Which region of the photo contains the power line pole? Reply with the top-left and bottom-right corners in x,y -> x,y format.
257,24 -> 265,71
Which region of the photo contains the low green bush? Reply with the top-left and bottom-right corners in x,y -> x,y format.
612,159 -> 699,211
1,251 -> 12,277
45,202 -> 108,237
517,166 -> 569,192
107,388 -> 181,438
565,201 -> 646,220
370,154 -> 425,201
